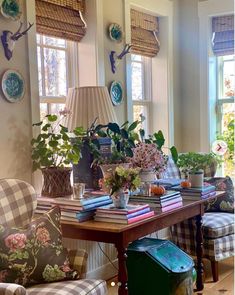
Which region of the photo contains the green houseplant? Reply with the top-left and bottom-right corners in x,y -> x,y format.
31,114 -> 85,197
177,152 -> 220,187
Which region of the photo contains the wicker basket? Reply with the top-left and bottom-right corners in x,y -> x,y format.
41,167 -> 72,197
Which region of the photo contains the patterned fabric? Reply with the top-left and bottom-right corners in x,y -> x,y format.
164,156 -> 181,179
203,212 -> 234,238
204,176 -> 234,213
171,212 -> 234,261
0,179 -> 37,228
26,279 -> 108,295
0,283 -> 26,295
68,249 -> 88,279
0,207 -> 78,286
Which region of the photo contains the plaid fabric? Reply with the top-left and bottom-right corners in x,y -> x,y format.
164,156 -> 181,179
171,212 -> 234,261
27,280 -> 107,295
0,283 -> 26,295
203,212 -> 234,238
0,179 -> 37,228
68,249 -> 88,279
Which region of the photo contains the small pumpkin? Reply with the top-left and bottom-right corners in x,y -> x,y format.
151,185 -> 166,196
180,180 -> 192,188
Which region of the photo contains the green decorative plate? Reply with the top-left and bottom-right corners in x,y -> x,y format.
109,23 -> 123,42
2,70 -> 25,103
110,81 -> 123,106
0,0 -> 22,20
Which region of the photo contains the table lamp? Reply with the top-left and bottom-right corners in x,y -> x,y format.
64,86 -> 118,130
64,86 -> 118,189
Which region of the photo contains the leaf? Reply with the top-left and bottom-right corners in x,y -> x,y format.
154,131 -> 165,149
120,128 -> 128,139
127,139 -> 135,148
42,123 -> 51,131
121,120 -> 129,128
128,121 -> 138,132
49,141 -> 58,148
107,123 -> 120,134
170,146 -> 178,164
46,114 -> 57,122
97,130 -> 107,137
125,147 -> 133,157
139,129 -> 145,141
32,121 -> 43,126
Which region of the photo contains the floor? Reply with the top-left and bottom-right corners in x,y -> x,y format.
107,257 -> 234,295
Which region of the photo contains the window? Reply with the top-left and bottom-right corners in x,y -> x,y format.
131,54 -> 152,134
216,55 -> 235,177
37,34 -> 69,119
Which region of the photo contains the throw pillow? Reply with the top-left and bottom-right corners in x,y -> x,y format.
0,206 -> 78,286
204,176 -> 234,213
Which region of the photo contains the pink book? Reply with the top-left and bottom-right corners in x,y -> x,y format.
96,203 -> 149,215
95,210 -> 154,224
158,201 -> 183,212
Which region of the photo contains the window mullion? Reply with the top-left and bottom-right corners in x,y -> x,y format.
40,44 -> 46,97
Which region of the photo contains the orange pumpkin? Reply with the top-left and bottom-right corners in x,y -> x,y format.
151,185 -> 166,196
180,180 -> 192,188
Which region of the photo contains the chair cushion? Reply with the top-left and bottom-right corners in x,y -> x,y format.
203,212 -> 234,238
0,207 -> 78,287
26,279 -> 107,295
204,176 -> 234,213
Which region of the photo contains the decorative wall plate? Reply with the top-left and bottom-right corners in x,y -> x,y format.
0,0 -> 22,20
110,81 -> 123,106
109,23 -> 123,42
2,69 -> 25,103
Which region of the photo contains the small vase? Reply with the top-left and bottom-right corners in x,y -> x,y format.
111,190 -> 129,209
189,170 -> 204,188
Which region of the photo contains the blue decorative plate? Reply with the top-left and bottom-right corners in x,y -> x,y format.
2,70 -> 25,103
109,23 -> 123,42
0,0 -> 22,20
110,81 -> 123,106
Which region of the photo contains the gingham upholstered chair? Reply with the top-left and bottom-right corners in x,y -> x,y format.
165,159 -> 234,282
0,178 -> 107,295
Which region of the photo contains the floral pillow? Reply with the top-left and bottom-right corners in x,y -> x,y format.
204,176 -> 234,213
0,206 -> 78,287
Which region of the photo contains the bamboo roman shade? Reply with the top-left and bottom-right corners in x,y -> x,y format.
131,9 -> 160,57
211,15 -> 234,56
36,0 -> 86,42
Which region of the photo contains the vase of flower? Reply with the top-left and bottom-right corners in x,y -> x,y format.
111,189 -> 130,209
104,166 -> 141,208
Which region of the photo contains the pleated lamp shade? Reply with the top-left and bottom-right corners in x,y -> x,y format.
64,86 -> 118,130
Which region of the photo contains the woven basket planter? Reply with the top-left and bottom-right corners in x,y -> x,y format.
41,167 -> 72,197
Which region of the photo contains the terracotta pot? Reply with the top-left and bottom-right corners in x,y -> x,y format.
41,167 -> 72,197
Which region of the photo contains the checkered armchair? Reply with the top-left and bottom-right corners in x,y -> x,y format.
166,158 -> 234,282
0,179 -> 107,295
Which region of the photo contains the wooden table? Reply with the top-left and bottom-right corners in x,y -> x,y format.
61,191 -> 224,295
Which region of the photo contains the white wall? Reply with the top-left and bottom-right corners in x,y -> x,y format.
0,0 -> 37,182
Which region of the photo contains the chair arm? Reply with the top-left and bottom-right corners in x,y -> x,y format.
68,249 -> 88,279
0,283 -> 27,295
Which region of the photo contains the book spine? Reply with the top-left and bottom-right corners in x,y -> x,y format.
96,208 -> 151,219
128,211 -> 154,224
96,204 -> 149,215
160,197 -> 183,207
82,199 -> 112,210
159,201 -> 183,212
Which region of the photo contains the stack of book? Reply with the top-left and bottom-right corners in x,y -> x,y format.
36,194 -> 112,222
94,203 -> 154,224
172,184 -> 216,200
129,190 -> 183,212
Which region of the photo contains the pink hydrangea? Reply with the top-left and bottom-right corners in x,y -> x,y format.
5,233 -> 27,251
36,227 -> 50,245
131,142 -> 168,173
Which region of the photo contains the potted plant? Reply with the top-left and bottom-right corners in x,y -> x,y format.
104,166 -> 141,208
31,113 -> 85,197
176,152 -> 220,187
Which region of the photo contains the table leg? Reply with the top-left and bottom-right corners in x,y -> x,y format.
195,214 -> 204,291
115,244 -> 128,295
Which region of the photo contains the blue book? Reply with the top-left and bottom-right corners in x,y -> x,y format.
81,199 -> 113,210
96,207 -> 151,220
172,184 -> 216,193
54,194 -> 111,206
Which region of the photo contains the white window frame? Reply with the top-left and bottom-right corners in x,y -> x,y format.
37,34 -> 78,115
131,54 -> 152,135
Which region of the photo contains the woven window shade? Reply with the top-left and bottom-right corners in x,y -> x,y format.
36,0 -> 86,42
212,15 -> 234,56
131,9 -> 160,57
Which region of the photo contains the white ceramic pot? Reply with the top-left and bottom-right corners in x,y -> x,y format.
139,169 -> 156,183
189,170 -> 204,188
111,190 -> 129,209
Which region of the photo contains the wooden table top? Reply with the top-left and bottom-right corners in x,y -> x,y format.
60,191 -> 224,233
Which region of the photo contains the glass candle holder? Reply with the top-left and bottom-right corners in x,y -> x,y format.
73,182 -> 86,199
